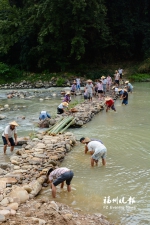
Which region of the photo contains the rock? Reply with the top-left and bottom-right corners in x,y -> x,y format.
4,104 -> 9,108
0,197 -> 9,206
9,187 -> 29,203
76,120 -> 83,126
0,163 -> 11,170
14,166 -> 20,170
29,180 -> 42,197
8,202 -> 19,210
33,153 -> 47,158
63,213 -> 73,221
32,217 -> 46,225
65,144 -> 71,151
23,185 -> 32,193
35,143 -> 46,149
0,195 -> 4,201
0,210 -> 10,216
0,181 -> 6,189
10,209 -> 16,215
0,214 -> 6,222
12,169 -> 27,174
49,119 -> 56,125
0,168 -> 7,175
0,115 -> 6,120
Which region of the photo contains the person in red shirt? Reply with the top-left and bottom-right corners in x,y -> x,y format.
105,97 -> 116,112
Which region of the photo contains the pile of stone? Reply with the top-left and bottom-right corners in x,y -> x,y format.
0,77 -> 87,90
71,100 -> 104,126
2,198 -> 114,225
0,133 -> 76,222
38,100 -> 104,129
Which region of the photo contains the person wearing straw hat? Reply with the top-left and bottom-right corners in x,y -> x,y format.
70,80 -> 77,95
63,91 -> 71,103
57,102 -> 69,114
46,167 -> 74,198
105,96 -> 116,112
80,137 -> 103,154
125,81 -> 133,93
122,88 -> 128,105
106,75 -> 112,91
101,76 -> 107,96
80,138 -> 107,166
2,121 -> 19,154
114,70 -> 120,86
85,79 -> 93,102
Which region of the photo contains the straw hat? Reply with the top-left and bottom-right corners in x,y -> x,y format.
62,102 -> 68,107
66,91 -> 70,95
105,96 -> 111,101
118,88 -> 122,91
82,137 -> 91,143
125,81 -> 129,84
112,86 -> 115,89
101,76 -> 106,79
9,121 -> 19,126
86,79 -> 92,83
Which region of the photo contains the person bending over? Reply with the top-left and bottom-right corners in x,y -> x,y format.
46,167 -> 74,198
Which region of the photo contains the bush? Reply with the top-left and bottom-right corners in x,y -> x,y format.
138,58 -> 150,73
56,77 -> 65,86
128,73 -> 150,82
0,62 -> 24,83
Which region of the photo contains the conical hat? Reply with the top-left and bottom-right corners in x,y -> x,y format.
66,91 -> 70,95
82,137 -> 91,143
105,96 -> 111,101
9,121 -> 19,126
86,79 -> 92,83
62,102 -> 68,107
125,81 -> 129,84
101,76 -> 106,79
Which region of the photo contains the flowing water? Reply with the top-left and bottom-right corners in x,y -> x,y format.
0,83 -> 150,225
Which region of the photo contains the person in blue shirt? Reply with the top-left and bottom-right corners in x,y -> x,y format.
125,81 -> 133,93
39,111 -> 51,120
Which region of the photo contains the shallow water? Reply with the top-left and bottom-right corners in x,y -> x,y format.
0,84 -> 150,224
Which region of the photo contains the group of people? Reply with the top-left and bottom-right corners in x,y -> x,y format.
70,77 -> 81,95
45,136 -> 107,198
1,69 -> 134,198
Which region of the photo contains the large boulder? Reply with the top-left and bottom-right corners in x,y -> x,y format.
0,115 -> 6,120
9,187 -> 29,203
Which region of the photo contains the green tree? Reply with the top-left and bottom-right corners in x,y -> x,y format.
0,0 -> 109,71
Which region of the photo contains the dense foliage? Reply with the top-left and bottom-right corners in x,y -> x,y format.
0,0 -> 150,73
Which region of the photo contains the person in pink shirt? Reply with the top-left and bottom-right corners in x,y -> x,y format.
46,167 -> 74,198
97,80 -> 103,100
106,75 -> 112,91
114,70 -> 120,86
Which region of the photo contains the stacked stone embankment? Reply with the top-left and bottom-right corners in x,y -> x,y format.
0,133 -> 76,222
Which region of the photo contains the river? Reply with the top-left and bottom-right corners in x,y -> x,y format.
0,83 -> 150,225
